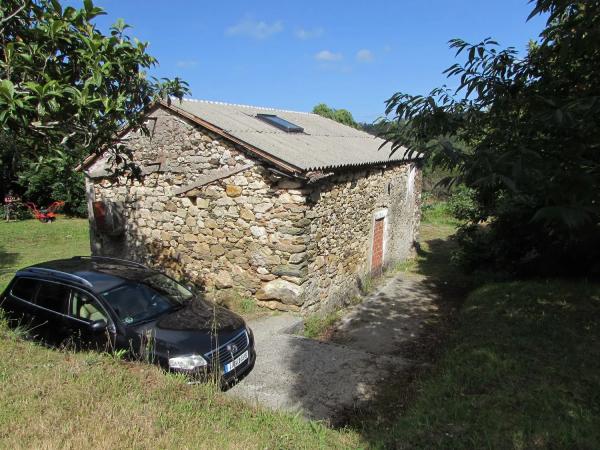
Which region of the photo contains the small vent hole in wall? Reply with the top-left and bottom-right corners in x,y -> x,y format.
388,182 -> 392,195
308,190 -> 321,204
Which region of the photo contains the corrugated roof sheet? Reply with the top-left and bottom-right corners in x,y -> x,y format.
172,99 -> 411,171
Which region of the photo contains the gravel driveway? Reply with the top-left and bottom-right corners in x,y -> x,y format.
227,273 -> 440,423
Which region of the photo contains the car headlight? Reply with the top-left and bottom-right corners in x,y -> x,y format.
168,354 -> 208,370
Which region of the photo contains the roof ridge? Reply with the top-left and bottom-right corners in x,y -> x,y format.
173,97 -> 317,116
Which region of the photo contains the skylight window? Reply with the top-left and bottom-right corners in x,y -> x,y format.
256,114 -> 304,133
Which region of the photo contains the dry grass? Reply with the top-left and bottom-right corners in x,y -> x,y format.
0,320 -> 362,449
0,218 -> 362,449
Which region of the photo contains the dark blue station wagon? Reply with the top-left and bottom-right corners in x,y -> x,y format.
0,256 -> 256,385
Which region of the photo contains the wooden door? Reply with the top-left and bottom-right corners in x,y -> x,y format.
372,217 -> 384,273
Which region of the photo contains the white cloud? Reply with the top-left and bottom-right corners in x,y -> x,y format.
176,59 -> 199,68
295,27 -> 324,40
315,50 -> 342,62
356,49 -> 374,62
226,16 -> 283,39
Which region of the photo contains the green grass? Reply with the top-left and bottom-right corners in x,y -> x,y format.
0,218 -> 90,292
358,280 -> 600,448
400,206 -> 472,293
303,311 -> 342,339
421,201 -> 460,227
0,316 -> 361,449
210,289 -> 274,320
353,204 -> 600,447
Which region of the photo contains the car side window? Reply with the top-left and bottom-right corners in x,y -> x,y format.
35,281 -> 70,314
70,290 -> 108,323
10,278 -> 40,302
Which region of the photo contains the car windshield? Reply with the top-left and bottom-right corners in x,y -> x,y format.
100,273 -> 193,325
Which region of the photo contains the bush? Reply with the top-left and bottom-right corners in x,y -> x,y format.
452,214 -> 600,277
420,196 -> 460,227
421,164 -> 455,201
447,185 -> 483,223
0,203 -> 32,221
18,155 -> 88,217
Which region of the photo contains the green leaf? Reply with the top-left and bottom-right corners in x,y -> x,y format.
531,206 -> 592,229
50,0 -> 63,14
0,80 -> 15,100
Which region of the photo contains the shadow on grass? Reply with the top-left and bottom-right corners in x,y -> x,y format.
329,228 -> 472,444
355,280 -> 600,448
0,244 -> 19,276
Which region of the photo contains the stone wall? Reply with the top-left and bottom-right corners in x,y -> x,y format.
302,164 -> 422,311
89,106 -> 310,311
87,105 -> 421,313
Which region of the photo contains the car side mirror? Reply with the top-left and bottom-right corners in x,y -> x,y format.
89,319 -> 107,332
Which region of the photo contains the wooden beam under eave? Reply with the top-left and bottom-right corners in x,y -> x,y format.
172,163 -> 255,196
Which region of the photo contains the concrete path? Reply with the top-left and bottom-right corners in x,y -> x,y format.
227,273 -> 440,423
329,274 -> 440,355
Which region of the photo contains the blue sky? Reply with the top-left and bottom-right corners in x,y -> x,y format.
87,0 -> 547,123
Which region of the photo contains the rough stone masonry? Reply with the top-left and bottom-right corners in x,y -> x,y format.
86,103 -> 421,312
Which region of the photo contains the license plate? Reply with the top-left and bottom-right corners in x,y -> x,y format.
224,350 -> 249,374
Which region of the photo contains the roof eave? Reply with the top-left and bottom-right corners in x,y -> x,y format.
305,152 -> 423,172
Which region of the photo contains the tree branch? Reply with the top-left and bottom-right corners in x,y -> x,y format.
0,3 -> 25,26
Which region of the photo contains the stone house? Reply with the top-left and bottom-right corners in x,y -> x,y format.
80,99 -> 422,311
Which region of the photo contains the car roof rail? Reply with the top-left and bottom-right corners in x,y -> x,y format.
72,255 -> 149,270
22,267 -> 94,289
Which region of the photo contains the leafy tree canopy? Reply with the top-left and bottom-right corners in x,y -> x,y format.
312,103 -> 359,128
384,0 -> 600,275
0,0 -> 189,215
0,0 -> 189,172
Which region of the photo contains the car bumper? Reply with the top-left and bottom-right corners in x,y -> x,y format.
171,346 -> 256,387
222,347 -> 256,387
